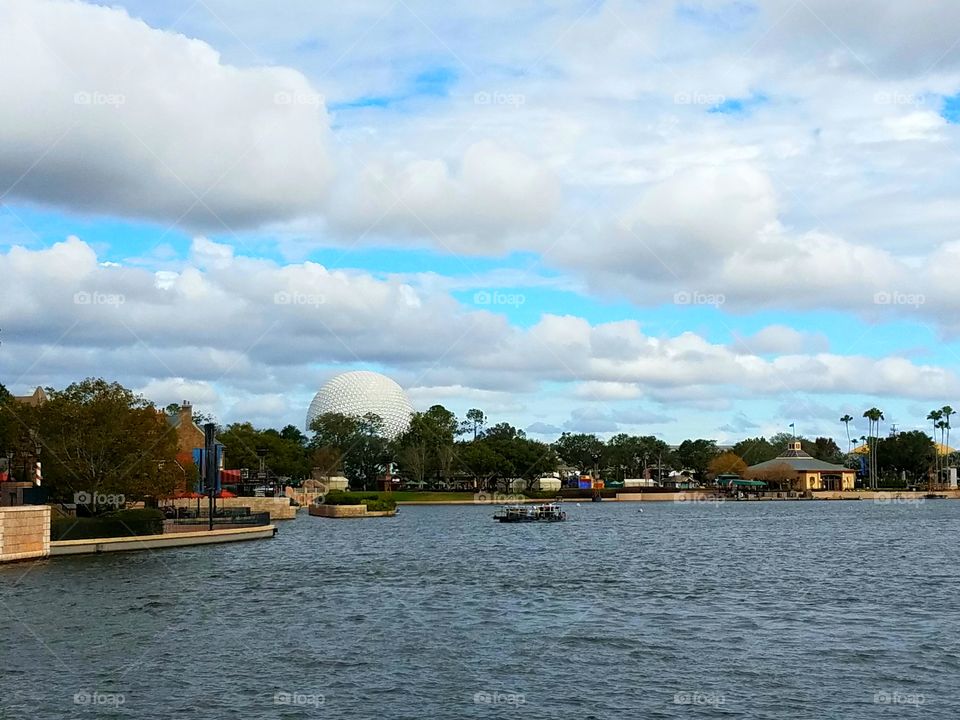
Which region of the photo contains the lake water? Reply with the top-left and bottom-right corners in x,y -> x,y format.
2,500 -> 958,719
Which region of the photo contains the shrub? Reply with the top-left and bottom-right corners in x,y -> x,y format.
321,491 -> 396,511
324,491 -> 379,505
51,508 -> 164,541
361,498 -> 397,512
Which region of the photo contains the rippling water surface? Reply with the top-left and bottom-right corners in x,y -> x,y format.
2,501 -> 959,719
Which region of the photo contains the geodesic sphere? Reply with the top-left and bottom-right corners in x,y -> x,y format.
306,371 -> 413,440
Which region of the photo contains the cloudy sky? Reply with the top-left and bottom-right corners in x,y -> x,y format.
2,0 -> 960,444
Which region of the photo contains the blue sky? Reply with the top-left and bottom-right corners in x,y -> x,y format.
2,0 -> 960,446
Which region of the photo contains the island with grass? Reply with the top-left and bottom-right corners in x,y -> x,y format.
308,491 -> 399,518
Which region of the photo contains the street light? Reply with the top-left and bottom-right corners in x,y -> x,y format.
256,447 -> 270,495
590,451 -> 601,480
33,440 -> 41,486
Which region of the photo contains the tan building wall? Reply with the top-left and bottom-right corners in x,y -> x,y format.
175,404 -> 204,457
795,470 -> 856,491
0,505 -> 50,562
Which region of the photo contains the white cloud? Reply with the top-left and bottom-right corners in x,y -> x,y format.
733,325 -> 830,355
2,237 -> 958,432
0,0 -> 332,227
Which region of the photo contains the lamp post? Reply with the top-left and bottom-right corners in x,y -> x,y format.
256,447 -> 269,495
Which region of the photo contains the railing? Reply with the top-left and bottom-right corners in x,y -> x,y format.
168,506 -> 254,519
167,511 -> 270,528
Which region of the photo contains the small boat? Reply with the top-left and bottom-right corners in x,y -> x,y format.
494,503 -> 567,523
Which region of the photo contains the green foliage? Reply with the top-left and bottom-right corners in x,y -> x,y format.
553,432 -> 605,472
323,490 -> 396,510
0,383 -> 16,458
37,378 -> 177,502
478,426 -> 556,488
361,498 -> 397,512
394,406 -> 461,485
604,434 -> 671,479
51,508 -> 164,540
308,412 -> 390,489
219,422 -> 311,480
877,430 -> 934,481
731,437 -> 779,464
455,440 -> 513,486
809,437 -> 843,463
674,439 -> 720,480
463,408 -> 487,440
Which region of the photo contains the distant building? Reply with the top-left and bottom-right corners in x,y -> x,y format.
533,474 -> 562,492
748,441 -> 855,491
164,401 -> 206,492
2,388 -> 46,504
13,387 -> 47,407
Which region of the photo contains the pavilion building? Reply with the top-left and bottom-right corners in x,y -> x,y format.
748,441 -> 855,492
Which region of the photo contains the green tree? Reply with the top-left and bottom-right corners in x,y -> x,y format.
279,424 -> 308,446
0,384 -> 18,479
839,414 -> 854,453
394,405 -> 459,487
456,441 -> 512,490
553,432 -> 605,474
809,437 -> 843,464
943,406 -> 955,459
731,437 -> 779,465
674,439 -> 719,482
308,412 -> 392,488
877,430 -> 934,484
36,378 -> 177,505
927,408 -> 943,483
863,407 -> 884,489
480,429 -> 557,489
309,412 -> 361,459
463,408 -> 487,440
343,414 -> 391,490
0,383 -> 15,451
218,423 -> 311,482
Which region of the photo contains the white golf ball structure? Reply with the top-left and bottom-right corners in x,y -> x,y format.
306,371 -> 414,440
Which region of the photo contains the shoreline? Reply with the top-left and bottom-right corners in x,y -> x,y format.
384,489 -> 960,505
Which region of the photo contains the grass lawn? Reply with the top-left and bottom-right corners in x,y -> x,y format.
379,491 -> 494,502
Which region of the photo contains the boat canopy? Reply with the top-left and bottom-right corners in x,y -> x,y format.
727,478 -> 766,487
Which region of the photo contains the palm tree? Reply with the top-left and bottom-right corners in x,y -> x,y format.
862,408 -> 884,489
928,409 -> 943,488
840,414 -> 854,454
942,406 -> 954,485
937,419 -> 949,489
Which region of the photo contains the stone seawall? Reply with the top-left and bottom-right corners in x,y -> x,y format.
308,504 -> 397,518
617,490 -> 960,502
616,492 -> 719,502
50,525 -> 276,556
0,505 -> 51,562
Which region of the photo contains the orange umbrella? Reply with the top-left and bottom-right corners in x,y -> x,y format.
178,490 -> 204,514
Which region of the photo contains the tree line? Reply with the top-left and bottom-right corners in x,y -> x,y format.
1,378 -> 955,501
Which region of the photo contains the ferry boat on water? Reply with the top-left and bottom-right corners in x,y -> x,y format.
493,502 -> 567,523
